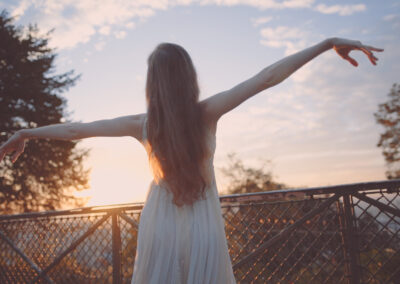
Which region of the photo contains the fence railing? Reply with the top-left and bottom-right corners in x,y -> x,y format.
0,179 -> 399,284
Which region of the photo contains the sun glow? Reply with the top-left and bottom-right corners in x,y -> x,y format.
72,139 -> 152,207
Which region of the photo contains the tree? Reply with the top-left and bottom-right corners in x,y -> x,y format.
0,10 -> 90,214
374,83 -> 400,179
220,152 -> 287,194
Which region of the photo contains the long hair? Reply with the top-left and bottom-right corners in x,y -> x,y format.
145,42 -> 209,206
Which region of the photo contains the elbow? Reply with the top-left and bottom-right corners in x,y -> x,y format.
260,67 -> 277,90
261,74 -> 276,90
66,123 -> 80,140
264,76 -> 276,89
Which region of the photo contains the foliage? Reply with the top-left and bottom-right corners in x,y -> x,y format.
0,10 -> 90,214
374,83 -> 400,179
220,152 -> 287,194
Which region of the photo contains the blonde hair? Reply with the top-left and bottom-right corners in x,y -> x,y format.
145,43 -> 209,206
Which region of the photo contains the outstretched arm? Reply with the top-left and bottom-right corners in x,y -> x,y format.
19,114 -> 145,140
0,113 -> 145,163
200,37 -> 383,122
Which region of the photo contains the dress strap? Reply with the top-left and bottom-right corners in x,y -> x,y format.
142,115 -> 148,142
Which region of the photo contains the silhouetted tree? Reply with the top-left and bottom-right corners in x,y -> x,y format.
0,10 -> 90,214
220,152 -> 287,194
374,83 -> 400,179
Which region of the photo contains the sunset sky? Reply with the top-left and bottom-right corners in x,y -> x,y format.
2,0 -> 399,207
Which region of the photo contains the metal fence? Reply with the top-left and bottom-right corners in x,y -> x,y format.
0,179 -> 399,284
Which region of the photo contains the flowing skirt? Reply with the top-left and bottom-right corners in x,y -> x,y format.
131,180 -> 236,284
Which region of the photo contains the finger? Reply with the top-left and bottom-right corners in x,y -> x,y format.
358,47 -> 379,65
369,54 -> 378,65
14,153 -> 21,162
368,54 -> 378,61
359,46 -> 372,55
361,44 -> 384,52
358,46 -> 376,59
12,145 -> 25,163
363,51 -> 377,65
17,141 -> 25,153
12,151 -> 21,163
346,55 -> 358,67
370,53 -> 378,60
369,57 -> 377,65
366,46 -> 384,52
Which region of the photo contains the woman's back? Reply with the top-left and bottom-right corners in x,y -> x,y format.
130,115 -> 236,284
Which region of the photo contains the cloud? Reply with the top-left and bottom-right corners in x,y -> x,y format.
383,14 -> 398,21
125,21 -> 136,29
199,0 -> 315,9
383,13 -> 400,29
260,26 -> 305,41
251,16 -> 273,27
314,4 -> 366,16
114,30 -> 127,39
94,41 -> 106,51
6,0 -> 366,50
259,25 -> 321,55
8,0 -> 149,49
9,0 -> 30,20
99,26 -> 111,35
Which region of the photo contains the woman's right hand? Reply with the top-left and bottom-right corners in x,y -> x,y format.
0,131 -> 27,163
330,37 -> 384,67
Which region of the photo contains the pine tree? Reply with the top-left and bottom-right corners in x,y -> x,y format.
0,10 -> 90,214
374,83 -> 400,179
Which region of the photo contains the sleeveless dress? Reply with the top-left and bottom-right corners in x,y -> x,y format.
130,115 -> 236,284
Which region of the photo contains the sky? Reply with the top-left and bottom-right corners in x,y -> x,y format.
1,0 -> 399,207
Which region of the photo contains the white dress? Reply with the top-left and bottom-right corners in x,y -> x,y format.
131,115 -> 236,284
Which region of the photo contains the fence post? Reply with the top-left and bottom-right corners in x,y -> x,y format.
337,194 -> 361,284
112,212 -> 122,284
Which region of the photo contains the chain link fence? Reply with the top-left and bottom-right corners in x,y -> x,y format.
0,180 -> 399,283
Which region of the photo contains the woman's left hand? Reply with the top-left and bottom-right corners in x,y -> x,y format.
331,37 -> 384,67
0,131 -> 27,163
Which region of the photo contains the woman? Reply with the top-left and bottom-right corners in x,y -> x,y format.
0,37 -> 383,283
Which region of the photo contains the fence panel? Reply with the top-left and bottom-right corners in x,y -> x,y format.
0,180 -> 399,284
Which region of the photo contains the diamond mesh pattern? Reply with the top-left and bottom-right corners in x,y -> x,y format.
46,214 -> 113,283
0,182 -> 399,284
221,197 -> 346,283
352,190 -> 400,283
